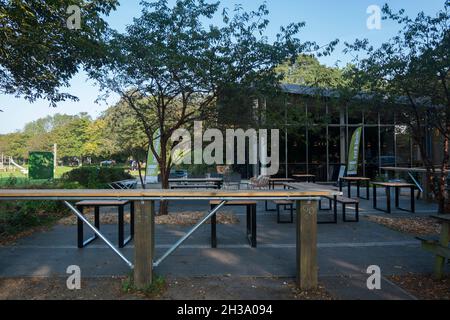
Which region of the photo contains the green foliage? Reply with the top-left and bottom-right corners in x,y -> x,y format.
121,273 -> 166,297
344,1 -> 450,211
28,152 -> 54,180
51,113 -> 91,159
0,0 -> 118,105
61,166 -> 133,188
276,55 -> 347,88
91,0 -> 337,202
0,200 -> 68,236
0,178 -> 77,239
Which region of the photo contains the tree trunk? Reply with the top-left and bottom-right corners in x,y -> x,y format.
439,127 -> 450,213
158,142 -> 170,216
136,158 -> 146,190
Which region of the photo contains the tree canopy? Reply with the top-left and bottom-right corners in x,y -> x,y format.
344,1 -> 450,212
0,0 -> 118,105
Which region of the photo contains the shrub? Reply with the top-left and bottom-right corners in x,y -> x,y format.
61,166 -> 133,188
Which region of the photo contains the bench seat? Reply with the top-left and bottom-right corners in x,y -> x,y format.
75,200 -> 134,249
209,201 -> 257,247
416,236 -> 441,244
325,195 -> 358,204
322,195 -> 359,223
273,200 -> 294,205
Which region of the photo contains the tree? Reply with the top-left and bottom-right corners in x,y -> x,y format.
0,0 -> 118,105
276,55 -> 346,88
344,1 -> 450,212
51,113 -> 91,162
102,100 -> 149,186
93,0 -> 336,215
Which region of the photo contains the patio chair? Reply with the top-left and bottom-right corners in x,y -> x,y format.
223,172 -> 242,189
249,175 -> 270,189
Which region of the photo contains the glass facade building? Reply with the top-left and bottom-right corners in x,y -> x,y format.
271,84 -> 437,181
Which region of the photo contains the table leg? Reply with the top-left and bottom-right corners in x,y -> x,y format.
339,178 -> 343,192
134,200 -> 154,289
356,180 -> 360,198
211,205 -> 217,248
366,180 -> 370,200
386,186 -> 391,213
251,204 -> 257,247
296,200 -> 318,290
77,205 -> 84,248
434,223 -> 449,279
411,186 -> 415,213
130,202 -> 135,238
118,205 -> 124,248
348,180 -> 352,198
373,184 -> 377,209
395,187 -> 400,208
246,205 -> 250,238
94,206 -> 100,230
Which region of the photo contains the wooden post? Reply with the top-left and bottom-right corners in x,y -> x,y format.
296,199 -> 318,289
134,200 -> 154,288
434,222 -> 449,279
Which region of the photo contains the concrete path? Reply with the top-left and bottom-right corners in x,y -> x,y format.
0,188 -> 445,299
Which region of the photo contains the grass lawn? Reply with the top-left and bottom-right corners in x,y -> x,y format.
0,166 -> 73,180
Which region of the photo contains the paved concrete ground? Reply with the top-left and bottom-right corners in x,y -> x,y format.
0,186 -> 446,299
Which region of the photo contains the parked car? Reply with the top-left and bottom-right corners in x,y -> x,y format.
169,169 -> 188,178
100,160 -> 116,167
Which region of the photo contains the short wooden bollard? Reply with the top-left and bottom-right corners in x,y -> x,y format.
296,200 -> 318,289
133,200 -> 154,289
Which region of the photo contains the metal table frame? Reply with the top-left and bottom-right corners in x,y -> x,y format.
339,177 -> 370,200
372,182 -> 416,213
0,189 -> 340,290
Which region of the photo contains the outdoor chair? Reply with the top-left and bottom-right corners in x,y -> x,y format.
223,172 -> 242,189
249,175 -> 270,189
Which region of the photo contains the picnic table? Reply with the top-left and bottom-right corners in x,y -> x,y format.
292,174 -> 316,183
269,177 -> 296,189
372,181 -> 416,213
381,167 -> 448,201
169,177 -> 223,189
339,176 -> 370,200
0,188 -> 338,290
417,214 -> 450,279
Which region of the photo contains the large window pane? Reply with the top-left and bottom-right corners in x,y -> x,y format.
364,127 -> 379,178
380,126 -> 395,167
395,125 -> 411,167
308,126 -> 327,181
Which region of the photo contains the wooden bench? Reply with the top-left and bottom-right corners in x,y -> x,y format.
273,200 -> 294,223
416,214 -> 450,279
75,200 -> 134,248
323,195 -> 359,222
210,200 -> 257,247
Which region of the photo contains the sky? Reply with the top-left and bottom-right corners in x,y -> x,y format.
0,0 -> 446,134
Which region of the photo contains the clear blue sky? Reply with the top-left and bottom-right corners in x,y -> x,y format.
0,0 -> 446,134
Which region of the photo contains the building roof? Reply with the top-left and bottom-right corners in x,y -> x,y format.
279,83 -> 436,108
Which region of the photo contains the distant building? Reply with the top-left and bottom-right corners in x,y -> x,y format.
218,83 -> 441,181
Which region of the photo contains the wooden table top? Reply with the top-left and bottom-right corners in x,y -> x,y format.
269,178 -> 296,181
430,214 -> 450,223
283,182 -> 341,195
372,181 -> 416,187
381,167 -> 449,173
0,189 -> 337,200
292,174 -> 316,177
75,200 -> 130,206
340,176 -> 370,181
